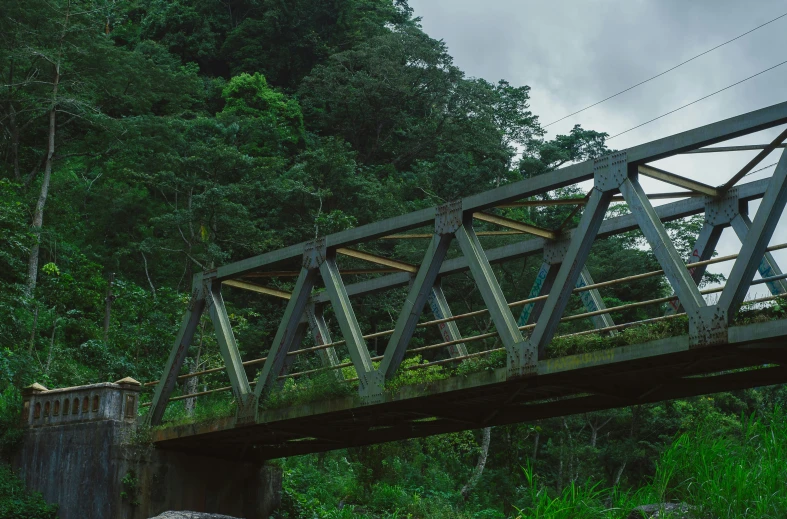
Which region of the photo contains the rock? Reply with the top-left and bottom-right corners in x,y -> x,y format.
148,512 -> 242,519
628,503 -> 693,519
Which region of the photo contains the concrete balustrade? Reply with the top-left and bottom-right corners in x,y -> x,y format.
21,377 -> 141,428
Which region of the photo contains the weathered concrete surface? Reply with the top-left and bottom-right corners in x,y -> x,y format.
14,380 -> 281,519
14,418 -> 281,518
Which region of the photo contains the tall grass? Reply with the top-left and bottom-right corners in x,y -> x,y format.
512,409 -> 787,519
652,410 -> 787,518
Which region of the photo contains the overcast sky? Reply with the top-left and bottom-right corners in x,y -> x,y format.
410,0 -> 787,299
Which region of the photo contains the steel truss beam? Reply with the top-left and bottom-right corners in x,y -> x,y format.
208,282 -> 255,419
668,189 -> 787,315
214,102 -> 787,281
312,178 -> 770,305
719,151 -> 787,319
637,165 -> 719,197
146,275 -> 205,426
519,261 -> 616,333
149,103 -> 787,423
427,284 -> 468,357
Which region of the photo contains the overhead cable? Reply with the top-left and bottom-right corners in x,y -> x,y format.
544,11 -> 787,128
608,58 -> 787,140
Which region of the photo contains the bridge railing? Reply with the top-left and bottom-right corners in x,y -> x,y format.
142,102 -> 787,426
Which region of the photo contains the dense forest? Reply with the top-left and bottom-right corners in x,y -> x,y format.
2,1 -> 787,518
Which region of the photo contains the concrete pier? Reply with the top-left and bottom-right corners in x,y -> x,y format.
14,379 -> 281,519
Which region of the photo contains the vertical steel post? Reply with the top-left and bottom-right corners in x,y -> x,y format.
146,274 -> 205,426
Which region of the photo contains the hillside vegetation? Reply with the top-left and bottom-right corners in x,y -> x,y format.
2,1 -> 786,517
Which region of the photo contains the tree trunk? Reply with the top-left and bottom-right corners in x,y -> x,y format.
26,104 -> 57,296
28,306 -> 39,354
532,429 -> 540,462
461,427 -> 491,499
103,272 -> 114,342
26,3 -> 69,296
9,102 -> 21,182
613,462 -> 626,486
184,322 -> 204,416
45,315 -> 58,374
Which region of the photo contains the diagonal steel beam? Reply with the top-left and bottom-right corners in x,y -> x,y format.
454,219 -> 535,376
730,211 -> 787,295
666,221 -> 723,315
147,275 -> 205,426
312,178 -> 770,305
455,222 -> 524,351
208,282 -> 254,413
427,283 -> 468,357
319,254 -> 377,393
620,175 -> 707,317
518,261 -> 557,327
305,304 -> 343,378
222,280 -> 291,300
276,322 -> 309,387
721,126 -> 787,191
719,152 -> 787,318
215,102 -> 787,281
336,248 -> 417,273
575,268 -> 616,332
253,266 -> 319,399
472,212 -> 558,240
638,165 -> 719,197
379,234 -> 453,379
526,188 -> 613,357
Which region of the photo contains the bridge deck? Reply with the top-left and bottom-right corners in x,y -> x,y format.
152,319 -> 787,461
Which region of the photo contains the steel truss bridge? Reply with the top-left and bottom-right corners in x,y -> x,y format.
147,102 -> 787,461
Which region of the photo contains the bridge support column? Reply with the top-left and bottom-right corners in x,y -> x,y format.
15,380 -> 281,519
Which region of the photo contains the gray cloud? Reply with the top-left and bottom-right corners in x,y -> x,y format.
409,0 -> 787,294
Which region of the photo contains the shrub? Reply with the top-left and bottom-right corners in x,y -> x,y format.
0,464 -> 58,519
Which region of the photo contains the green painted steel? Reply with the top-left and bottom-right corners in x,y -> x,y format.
253,267 -> 319,399
208,283 -> 253,407
379,234 -> 453,380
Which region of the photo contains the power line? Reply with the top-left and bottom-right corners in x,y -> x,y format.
607,58 -> 787,141
544,11 -> 787,128
744,162 -> 778,178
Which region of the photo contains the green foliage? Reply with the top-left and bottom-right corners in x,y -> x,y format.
0,387 -> 25,461
149,393 -> 237,429
0,464 -> 58,519
120,470 -> 141,507
651,411 -> 787,518
385,356 -> 450,393
264,373 -> 357,411
1,2 -> 786,518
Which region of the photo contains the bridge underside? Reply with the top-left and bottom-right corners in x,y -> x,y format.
152,319 -> 787,461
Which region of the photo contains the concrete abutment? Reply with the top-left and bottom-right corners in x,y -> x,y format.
13,380 -> 281,519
